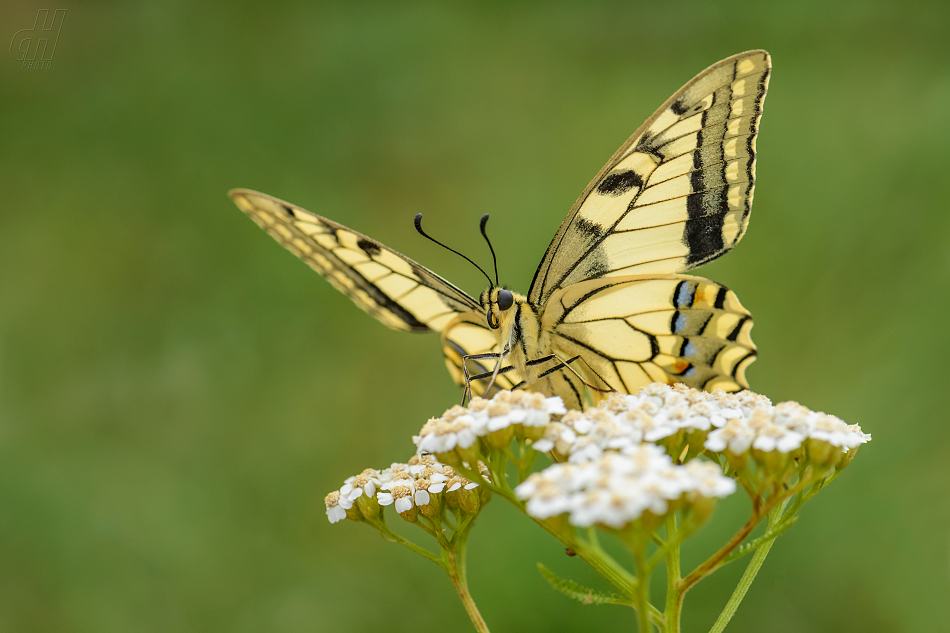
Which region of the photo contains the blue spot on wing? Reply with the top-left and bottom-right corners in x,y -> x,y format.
672,312 -> 687,333
674,281 -> 696,308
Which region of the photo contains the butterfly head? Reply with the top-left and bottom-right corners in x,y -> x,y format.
481,286 -> 520,330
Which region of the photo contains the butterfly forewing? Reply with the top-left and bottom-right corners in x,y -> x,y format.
231,189 -> 480,333
529,50 -> 770,305
542,275 -> 756,396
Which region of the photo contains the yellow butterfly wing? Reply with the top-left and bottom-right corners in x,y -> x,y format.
529,50 -> 771,305
543,276 -> 756,396
230,189 -> 480,333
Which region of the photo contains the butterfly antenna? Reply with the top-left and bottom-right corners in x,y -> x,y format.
479,214 -> 499,286
414,214 -> 494,287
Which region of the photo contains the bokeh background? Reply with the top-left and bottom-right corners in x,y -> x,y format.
2,1 -> 948,631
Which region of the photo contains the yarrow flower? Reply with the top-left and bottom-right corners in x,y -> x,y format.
414,390 -> 566,458
528,383 -> 870,473
515,445 -> 736,529
704,401 -> 870,469
340,468 -> 381,504
325,490 -> 348,524
325,454 -> 489,524
532,383 -> 766,460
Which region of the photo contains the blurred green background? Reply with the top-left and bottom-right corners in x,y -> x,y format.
2,1 -> 948,631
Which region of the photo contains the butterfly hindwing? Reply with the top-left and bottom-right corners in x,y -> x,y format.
529,50 -> 770,305
542,275 -> 756,396
231,189 -> 480,333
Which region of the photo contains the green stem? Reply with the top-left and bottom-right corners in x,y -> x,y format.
420,515 -> 446,542
490,473 -> 640,597
707,502 -> 786,633
513,441 -> 538,483
663,515 -> 682,633
375,523 -> 444,566
570,535 -> 640,599
488,455 -> 664,625
443,513 -> 488,632
445,545 -> 490,633
679,510 -> 761,594
633,548 -> 653,633
374,514 -> 490,633
680,482 -> 806,593
647,517 -> 697,572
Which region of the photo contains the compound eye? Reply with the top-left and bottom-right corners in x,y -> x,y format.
486,307 -> 499,329
497,289 -> 514,311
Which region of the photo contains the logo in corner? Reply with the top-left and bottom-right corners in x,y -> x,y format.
10,9 -> 66,70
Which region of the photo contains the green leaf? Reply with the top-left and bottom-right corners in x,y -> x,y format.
536,563 -> 630,606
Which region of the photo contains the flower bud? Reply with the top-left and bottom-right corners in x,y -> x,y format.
399,505 -> 420,522
457,483 -> 480,515
484,424 -> 514,450
837,445 -> 860,471
356,492 -> 380,521
753,448 -> 791,480
522,424 -> 546,442
415,480 -> 443,518
805,438 -> 839,469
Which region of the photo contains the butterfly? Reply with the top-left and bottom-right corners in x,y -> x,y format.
231,50 -> 770,410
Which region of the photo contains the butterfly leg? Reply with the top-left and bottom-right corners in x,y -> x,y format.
465,365 -> 517,403
460,351 -> 505,405
527,353 -> 615,394
483,346 -> 511,398
501,356 -> 570,393
467,366 -> 517,381
524,354 -> 571,370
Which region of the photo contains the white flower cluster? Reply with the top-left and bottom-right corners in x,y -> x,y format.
530,383 -> 870,465
514,445 -> 736,528
533,383 -> 767,460
328,384 -> 870,527
325,467 -> 381,523
705,401 -> 871,456
325,454 -> 484,524
414,391 -> 567,455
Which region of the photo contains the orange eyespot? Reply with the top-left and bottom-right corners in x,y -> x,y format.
497,289 -> 514,311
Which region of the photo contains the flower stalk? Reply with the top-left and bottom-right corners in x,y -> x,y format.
443,529 -> 489,633
707,500 -> 788,632
663,515 -> 682,633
